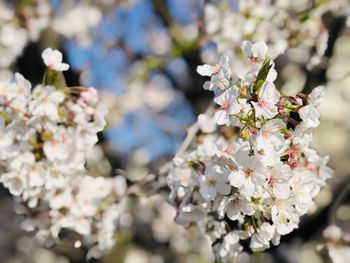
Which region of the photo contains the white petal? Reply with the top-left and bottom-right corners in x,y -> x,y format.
229,171 -> 245,188
328,247 -> 350,263
241,41 -> 253,58
299,105 -> 320,127
197,64 -> 213,76
226,204 -> 241,220
53,63 -> 70,71
252,41 -> 268,58
214,110 -> 230,125
308,85 -> 325,106
273,183 -> 290,199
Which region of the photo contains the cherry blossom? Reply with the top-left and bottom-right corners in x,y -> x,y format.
252,82 -> 280,119
242,41 -> 268,63
41,48 -> 70,71
0,48 -> 132,259
201,0 -> 350,70
229,152 -> 267,197
217,193 -> 254,221
250,222 -> 275,251
320,225 -> 350,263
213,87 -> 240,125
198,54 -> 232,93
199,164 -> 230,201
167,40 -> 332,262
197,113 -> 217,133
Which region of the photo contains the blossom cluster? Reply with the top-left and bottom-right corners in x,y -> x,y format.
0,48 -> 127,258
202,0 -> 349,68
320,225 -> 350,263
167,41 -> 333,262
0,0 -> 105,71
0,0 -> 50,69
52,2 -> 102,45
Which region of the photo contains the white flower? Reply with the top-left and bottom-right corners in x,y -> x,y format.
29,85 -> 65,121
42,171 -> 63,191
43,127 -> 74,161
14,72 -> 31,94
113,176 -> 127,196
299,105 -> 321,128
323,225 -> 343,241
251,119 -> 287,166
267,165 -> 292,199
8,151 -> 35,171
41,48 -> 70,71
250,222 -> 275,251
304,151 -> 334,183
215,232 -> 243,260
0,23 -> 28,68
197,134 -> 228,159
252,82 -> 280,119
293,122 -> 314,146
27,163 -> 46,187
251,135 -> 281,166
308,85 -> 325,106
322,225 -> 350,263
271,199 -> 299,235
229,151 -> 267,197
214,87 -> 240,125
49,189 -> 73,210
202,55 -> 232,92
328,246 -> 350,263
204,4 -> 221,34
1,169 -> 27,196
242,41 -> 268,63
298,86 -> 325,128
255,119 -> 286,151
52,5 -> 101,42
175,204 -> 206,225
199,164 -> 231,201
198,113 -> 217,133
218,193 -> 254,220
290,167 -> 316,213
168,166 -> 196,191
197,64 -> 217,76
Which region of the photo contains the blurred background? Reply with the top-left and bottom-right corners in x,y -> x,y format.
0,0 -> 350,262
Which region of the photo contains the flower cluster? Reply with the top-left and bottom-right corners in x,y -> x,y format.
319,225 -> 350,263
52,3 -> 102,45
0,0 -> 106,71
167,41 -> 333,262
0,48 -> 128,258
202,0 -> 349,68
0,0 -> 50,69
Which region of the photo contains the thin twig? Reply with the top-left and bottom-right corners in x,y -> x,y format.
328,179 -> 350,225
175,104 -> 215,157
159,103 -> 216,175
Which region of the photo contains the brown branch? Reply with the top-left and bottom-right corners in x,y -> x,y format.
328,179 -> 350,225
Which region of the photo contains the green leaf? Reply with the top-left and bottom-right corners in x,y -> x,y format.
253,58 -> 272,93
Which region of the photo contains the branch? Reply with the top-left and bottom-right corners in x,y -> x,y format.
328,179 -> 350,225
159,103 -> 215,175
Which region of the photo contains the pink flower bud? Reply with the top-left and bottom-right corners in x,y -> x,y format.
278,107 -> 287,116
